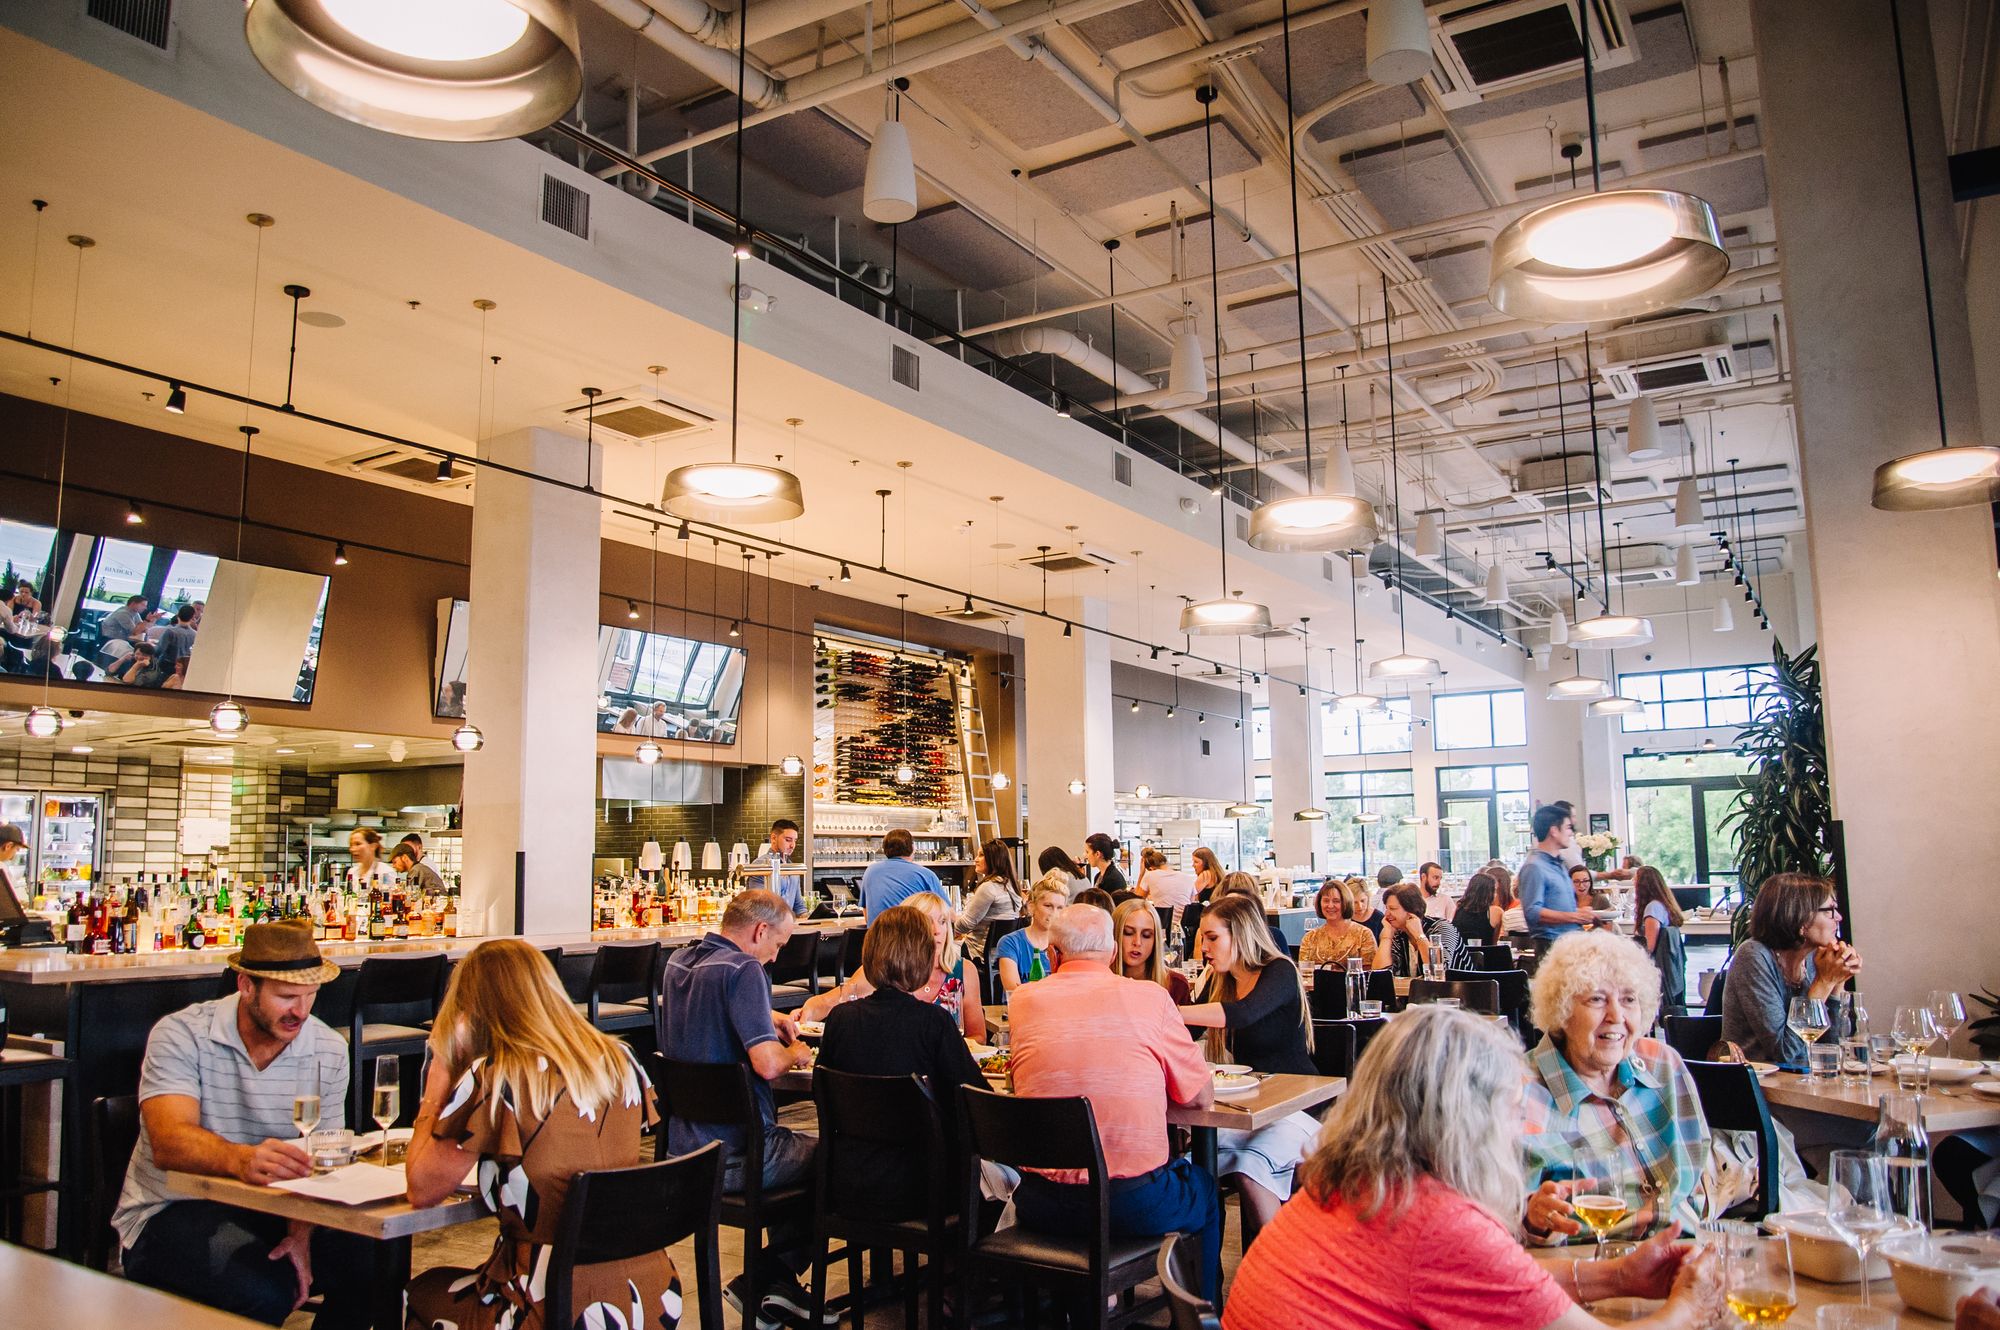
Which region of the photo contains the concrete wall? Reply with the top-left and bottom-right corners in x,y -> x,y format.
1111,661 -> 1252,803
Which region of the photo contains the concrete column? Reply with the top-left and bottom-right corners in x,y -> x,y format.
460,428 -> 604,936
1750,0 -> 2000,1022
1268,675 -> 1326,870
1022,597 -> 1113,858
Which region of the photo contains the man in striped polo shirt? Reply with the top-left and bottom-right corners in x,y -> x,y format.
114,921 -> 371,1328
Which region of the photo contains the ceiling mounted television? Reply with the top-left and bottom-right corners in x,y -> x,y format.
433,599 -> 744,744
1,518 -> 329,703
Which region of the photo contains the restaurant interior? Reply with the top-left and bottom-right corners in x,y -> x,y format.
1,0 -> 1998,1326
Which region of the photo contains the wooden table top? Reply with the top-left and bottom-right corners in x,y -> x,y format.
164,1169 -> 484,1240
2,1241 -> 272,1330
0,1045 -> 71,1086
1758,1070 -> 2000,1134
1532,1248 -> 1952,1327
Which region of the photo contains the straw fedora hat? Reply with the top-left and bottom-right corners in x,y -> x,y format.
227,919 -> 341,985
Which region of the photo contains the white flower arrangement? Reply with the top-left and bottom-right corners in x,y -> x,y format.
1575,832 -> 1621,858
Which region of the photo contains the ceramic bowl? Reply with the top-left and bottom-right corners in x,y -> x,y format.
1762,1212 -> 1888,1283
1880,1232 -> 2000,1318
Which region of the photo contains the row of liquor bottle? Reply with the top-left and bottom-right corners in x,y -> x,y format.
42,871 -> 467,954
591,872 -> 742,931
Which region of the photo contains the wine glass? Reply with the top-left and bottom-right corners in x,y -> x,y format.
1927,990 -> 1967,1054
291,1074 -> 322,1168
1891,1006 -> 1939,1088
1725,1231 -> 1797,1325
1826,1150 -> 1903,1307
1569,1143 -> 1636,1256
371,1054 -> 401,1157
1788,997 -> 1831,1079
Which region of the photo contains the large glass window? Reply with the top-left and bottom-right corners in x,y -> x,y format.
1618,666 -> 1779,732
1251,707 -> 1271,761
1621,751 -> 1755,889
1320,698 -> 1414,756
1432,689 -> 1527,749
0,520 -> 57,595
1321,769 -> 1416,875
1436,764 -> 1532,872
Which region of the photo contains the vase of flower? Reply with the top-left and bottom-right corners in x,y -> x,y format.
1576,832 -> 1621,873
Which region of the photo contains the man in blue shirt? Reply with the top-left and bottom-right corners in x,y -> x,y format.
859,828 -> 949,923
1520,803 -> 1594,944
762,818 -> 802,913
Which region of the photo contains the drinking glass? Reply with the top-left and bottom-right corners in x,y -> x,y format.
1570,1144 -> 1639,1256
1891,1006 -> 1938,1091
1826,1150 -> 1914,1307
372,1054 -> 401,1154
1838,1034 -> 1871,1086
1928,990 -> 1967,1053
1789,997 -> 1831,1079
291,1078 -> 322,1164
1725,1232 -> 1797,1325
1816,1308 -> 1898,1330
1345,957 -> 1366,1017
1807,1043 -> 1842,1082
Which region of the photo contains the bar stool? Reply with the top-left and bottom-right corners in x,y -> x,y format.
547,1142 -> 728,1330
347,953 -> 447,1129
767,932 -> 817,1013
577,942 -> 660,1036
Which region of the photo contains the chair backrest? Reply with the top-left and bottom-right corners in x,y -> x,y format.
1408,977 -> 1501,1014
1347,1016 -> 1389,1060
1703,964 -> 1729,1015
1155,1233 -> 1220,1330
1308,967 -> 1396,1019
539,946 -> 565,973
1685,1059 -> 1781,1219
355,952 -> 447,1013
1308,1020 -> 1359,1080
1178,902 -> 1205,957
547,1141 -> 725,1330
88,1094 -> 140,1270
1467,943 -> 1517,972
811,931 -> 844,989
813,1067 -> 949,1224
838,925 -> 866,979
959,1086 -> 1110,1259
1447,967 -> 1529,1017
767,930 -> 818,986
590,941 -> 662,1002
1155,906 -> 1175,943
1671,886 -> 1714,911
1663,1014 -> 1724,1064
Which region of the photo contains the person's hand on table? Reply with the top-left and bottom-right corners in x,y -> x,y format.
237,1137 -> 312,1185
1661,1243 -> 1724,1327
267,1218 -> 315,1309
1525,1179 -> 1584,1238
1959,1288 -> 2000,1330
772,1012 -> 800,1044
1604,1224 -> 1692,1300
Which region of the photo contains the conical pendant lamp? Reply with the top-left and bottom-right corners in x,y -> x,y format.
1571,333 -> 1654,650
1367,276 -> 1439,681
862,90 -> 918,224
1674,542 -> 1700,586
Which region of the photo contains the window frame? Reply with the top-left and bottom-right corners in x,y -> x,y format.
1431,688 -> 1528,751
1617,665 -> 1780,732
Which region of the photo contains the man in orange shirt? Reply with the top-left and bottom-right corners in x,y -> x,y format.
1010,904 -> 1222,1299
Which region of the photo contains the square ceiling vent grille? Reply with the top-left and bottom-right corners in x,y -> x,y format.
560,392 -> 714,443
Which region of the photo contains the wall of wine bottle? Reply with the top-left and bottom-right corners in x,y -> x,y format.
811,637 -> 967,812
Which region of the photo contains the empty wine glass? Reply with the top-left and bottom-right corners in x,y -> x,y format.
1928,991 -> 1967,1053
1826,1150 -> 1914,1307
1788,996 -> 1831,1079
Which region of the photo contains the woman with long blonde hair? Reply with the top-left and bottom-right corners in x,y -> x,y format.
1112,897 -> 1191,1004
404,939 -> 674,1330
1179,893 -> 1317,1232
799,890 -> 987,1041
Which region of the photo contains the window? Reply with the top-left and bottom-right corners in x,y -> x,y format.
1432,689 -> 1527,749
1244,775 -> 1273,868
1320,698 -> 1414,756
1321,769 -> 1416,875
1618,666 -> 1779,732
1251,707 -> 1271,761
0,520 -> 57,596
1622,751 -> 1755,888
1436,764 -> 1532,872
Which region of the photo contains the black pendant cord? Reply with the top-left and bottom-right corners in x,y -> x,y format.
1553,345 -> 1578,619
1381,275 -> 1409,655
877,489 -> 891,570
1106,239 -> 1121,415
1582,1 -> 1603,193
281,283 -> 308,412
729,0 -> 749,466
1583,331 -> 1611,615
1278,0 -> 1314,484
1888,0 -> 1952,449
1201,86 -> 1229,511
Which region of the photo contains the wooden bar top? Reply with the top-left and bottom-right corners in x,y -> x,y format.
0,915 -> 864,986
2,1240 -> 274,1329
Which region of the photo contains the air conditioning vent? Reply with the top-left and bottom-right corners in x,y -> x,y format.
891,346 -> 920,391
1018,545 -> 1124,574
1322,557 -> 1337,582
540,174 -> 591,239
1234,514 -> 1250,542
87,0 -> 173,50
329,446 -> 474,489
1113,452 -> 1132,487
558,391 -> 713,443
1599,319 -> 1736,399
1610,546 -> 1674,585
1515,452 -> 1609,507
1424,0 -> 1634,110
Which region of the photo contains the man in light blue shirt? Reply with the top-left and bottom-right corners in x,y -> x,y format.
860,827 -> 949,923
1519,803 -> 1593,944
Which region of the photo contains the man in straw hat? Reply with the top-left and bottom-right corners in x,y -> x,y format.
113,920 -> 370,1328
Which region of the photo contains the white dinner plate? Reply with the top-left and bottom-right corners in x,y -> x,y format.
1970,1081 -> 2000,1099
1211,1063 -> 1252,1077
1747,1061 -> 1780,1078
1213,1073 -> 1258,1097
1894,1056 -> 1983,1084
794,1020 -> 825,1038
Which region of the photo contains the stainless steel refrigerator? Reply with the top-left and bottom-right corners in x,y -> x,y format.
0,788 -> 105,892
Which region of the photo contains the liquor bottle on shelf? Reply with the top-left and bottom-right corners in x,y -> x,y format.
181,902 -> 206,951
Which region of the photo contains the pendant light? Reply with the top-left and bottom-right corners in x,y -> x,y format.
1713,596 -> 1736,633
1674,542 -> 1700,587
24,707 -> 62,739
1336,568 -> 1382,712
245,0 -> 583,142
779,568 -> 804,778
1624,396 -> 1665,462
213,220 -> 271,740
663,5 -> 805,524
636,738 -> 663,764
1367,279 -> 1440,681
1585,526 -> 1646,714
1249,22 -> 1377,553
451,721 -> 485,752
1487,7 -> 1724,322
1068,778 -> 1088,796
1482,547 -> 1509,607
1547,605 -> 1570,646
1365,0 -> 1432,84
1546,657 -> 1612,701
1673,477 -> 1705,532
1291,619 -> 1327,822
1223,641 -> 1260,820
1870,0 -> 2000,507
1134,783 -> 1154,801
1570,333 -> 1655,650
1165,307 -> 1208,406
1413,508 -> 1444,561
863,83 -> 918,224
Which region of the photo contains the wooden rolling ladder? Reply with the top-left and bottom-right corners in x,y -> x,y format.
956,666 -> 1000,852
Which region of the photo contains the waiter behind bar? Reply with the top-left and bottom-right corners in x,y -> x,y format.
0,822 -> 30,920
764,818 -> 801,913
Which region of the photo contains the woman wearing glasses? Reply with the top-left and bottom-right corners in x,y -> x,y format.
1719,872 -> 1864,1065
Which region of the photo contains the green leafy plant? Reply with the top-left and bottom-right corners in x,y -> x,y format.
1720,641 -> 1831,941
1969,990 -> 2000,1055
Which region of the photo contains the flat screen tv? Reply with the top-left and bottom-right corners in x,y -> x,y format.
432,599 -> 744,744
0,518 -> 329,703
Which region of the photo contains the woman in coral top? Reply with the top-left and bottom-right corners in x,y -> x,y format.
1222,1006 -> 1723,1330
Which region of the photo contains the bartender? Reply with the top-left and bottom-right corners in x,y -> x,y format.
763,818 -> 802,913
390,840 -> 445,895
346,827 -> 397,892
0,823 -> 28,919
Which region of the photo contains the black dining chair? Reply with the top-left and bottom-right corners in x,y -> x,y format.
650,1055 -> 812,1330
346,953 -> 447,1128
808,1068 -> 955,1330
1177,903 -> 1205,962
1465,942 -> 1518,972
1703,965 -> 1730,1015
811,931 -> 844,994
1155,1233 -> 1219,1330
579,942 -> 660,1035
1447,967 -> 1531,1031
956,1086 -> 1174,1330
1663,1014 -> 1725,1064
767,931 -> 818,1013
979,918 -> 1029,1004
1346,1015 -> 1390,1060
87,1094 -> 140,1271
1308,1020 -> 1359,1080
1408,977 -> 1502,1014
1685,1060 -> 1781,1221
837,925 -> 867,983
1308,967 -> 1396,1019
545,1141 -> 728,1330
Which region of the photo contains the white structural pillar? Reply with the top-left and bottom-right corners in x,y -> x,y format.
1022,596 -> 1114,856
1750,0 -> 2000,1023
460,428 -> 605,936
1267,675 -> 1327,870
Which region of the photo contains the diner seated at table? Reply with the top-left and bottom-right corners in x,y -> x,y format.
1346,875 -> 1385,939
1719,872 -> 1862,1065
1009,904 -> 1222,1301
1034,844 -> 1083,900
111,921 -> 370,1330
1222,1006 -> 1724,1330
403,939 -> 679,1330
1451,870 -> 1503,948
1112,897 -> 1192,1004
955,838 -> 1022,960
1373,882 -> 1473,976
993,879 -> 1064,1001
1180,893 -> 1319,1233
1297,880 -> 1376,970
858,828 -> 950,923
800,890 -> 986,1041
1518,932 -> 1712,1245
655,888 -> 823,1327
1572,864 -> 1614,914
1133,847 -> 1197,911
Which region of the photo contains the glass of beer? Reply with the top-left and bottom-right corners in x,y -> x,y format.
1725,1232 -> 1797,1325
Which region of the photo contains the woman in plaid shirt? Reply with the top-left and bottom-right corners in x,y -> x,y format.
1518,931 -> 1712,1244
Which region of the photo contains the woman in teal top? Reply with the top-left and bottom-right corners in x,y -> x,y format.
995,880 -> 1064,1002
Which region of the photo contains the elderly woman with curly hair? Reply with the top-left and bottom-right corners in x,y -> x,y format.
1519,931 -> 1712,1246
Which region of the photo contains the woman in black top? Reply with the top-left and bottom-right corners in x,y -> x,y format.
816,906 -> 985,1219
1178,893 -> 1317,1231
1451,871 -> 1500,948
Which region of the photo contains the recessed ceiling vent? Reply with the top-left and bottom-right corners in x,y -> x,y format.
1514,452 -> 1608,509
87,0 -> 174,51
540,174 -> 591,239
1424,0 -> 1635,110
1609,545 -> 1674,585
329,446 -> 473,489
1599,319 -> 1736,399
558,390 -> 714,444
1018,545 -> 1123,574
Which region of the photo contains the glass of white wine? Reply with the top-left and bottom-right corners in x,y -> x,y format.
1569,1146 -> 1635,1257
1726,1231 -> 1798,1325
1890,1006 -> 1939,1092
291,1080 -> 322,1170
372,1054 -> 401,1158
1788,997 -> 1831,1081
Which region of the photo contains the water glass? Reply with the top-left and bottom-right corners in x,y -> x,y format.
1816,1308 -> 1898,1330
1867,1032 -> 1898,1077
1357,999 -> 1384,1018
309,1128 -> 356,1171
1895,1052 -> 1930,1094
1838,1035 -> 1871,1085
1345,957 -> 1366,1016
1807,1043 -> 1842,1082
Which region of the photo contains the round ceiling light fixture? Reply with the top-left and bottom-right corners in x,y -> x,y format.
1133,783 -> 1153,801
991,771 -> 1010,791
209,699 -> 250,736
1225,801 -> 1260,819
1351,809 -> 1382,825
1247,492 -> 1378,553
1067,778 -> 1087,796
895,761 -> 916,785
779,753 -> 804,777
1334,690 -> 1384,712
661,462 -> 805,523
451,721 -> 485,753
244,0 -> 583,142
1179,596 -> 1273,636
1872,445 -> 2000,510
24,706 -> 62,739
635,738 -> 663,765
1568,613 -> 1655,651
1292,806 -> 1327,822
1587,693 -> 1646,717
1488,190 -> 1728,323
1546,673 -> 1612,701
1368,651 -> 1442,681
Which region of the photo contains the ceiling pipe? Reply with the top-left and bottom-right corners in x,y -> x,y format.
596,0 -> 783,107
1113,0 -> 1366,103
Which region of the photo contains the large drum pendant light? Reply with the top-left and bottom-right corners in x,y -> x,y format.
245,0 -> 582,141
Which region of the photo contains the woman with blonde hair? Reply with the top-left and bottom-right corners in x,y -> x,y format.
1180,893 -> 1317,1231
404,939 -> 675,1330
1112,897 -> 1191,1004
993,878 -> 1066,1000
1344,876 -> 1385,939
800,890 -> 987,1041
1223,1007 -> 1722,1330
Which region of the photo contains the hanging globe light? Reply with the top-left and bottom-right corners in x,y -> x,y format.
24,706 -> 62,739
451,721 -> 485,753
779,754 -> 804,777
635,738 -> 663,765
209,699 -> 250,736
1067,778 -> 1087,796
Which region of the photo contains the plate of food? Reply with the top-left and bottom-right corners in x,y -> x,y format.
1969,1081 -> 2000,1099
1213,1071 -> 1259,1097
1211,1063 -> 1252,1077
978,1049 -> 1011,1081
1895,1056 -> 1984,1084
794,1020 -> 826,1038
1747,1061 -> 1781,1078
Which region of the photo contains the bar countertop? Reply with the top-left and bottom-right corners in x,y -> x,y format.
0,915 -> 864,985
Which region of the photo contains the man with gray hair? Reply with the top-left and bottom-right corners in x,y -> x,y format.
1376,863 -> 1403,890
1009,905 -> 1223,1300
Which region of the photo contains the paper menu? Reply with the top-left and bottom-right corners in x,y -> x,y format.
271,1162 -> 409,1205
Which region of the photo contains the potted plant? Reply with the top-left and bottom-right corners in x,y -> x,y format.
1721,641 -> 1832,942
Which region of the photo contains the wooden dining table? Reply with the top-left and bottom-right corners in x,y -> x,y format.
1757,1070 -> 2000,1136
1533,1246 -> 1965,1327
3,1238 -> 273,1330
164,1168 -> 486,1330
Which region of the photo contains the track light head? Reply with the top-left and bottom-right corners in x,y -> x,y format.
627,599 -> 640,620
332,542 -> 349,567
733,230 -> 754,261
838,562 -> 852,583
164,382 -> 187,414
436,456 -> 453,482
728,619 -> 742,637
125,500 -> 144,526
